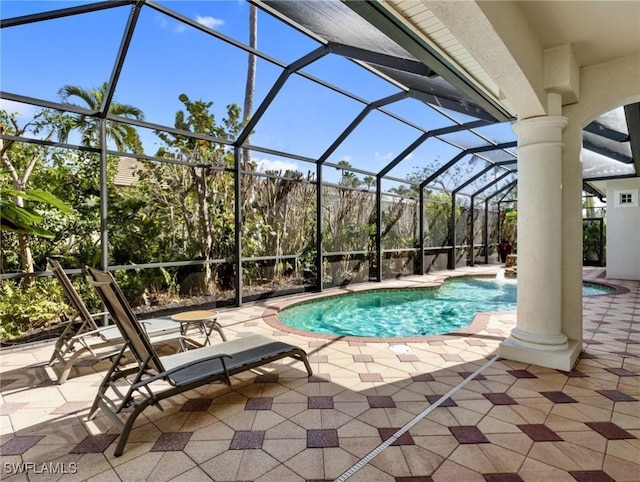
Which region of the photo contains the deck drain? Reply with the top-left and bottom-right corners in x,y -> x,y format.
334,354 -> 499,481
389,345 -> 412,354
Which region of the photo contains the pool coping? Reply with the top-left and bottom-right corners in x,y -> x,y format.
261,273 -> 627,343
582,279 -> 630,296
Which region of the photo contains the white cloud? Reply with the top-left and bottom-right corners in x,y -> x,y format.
196,15 -> 224,29
155,15 -> 169,29
154,14 -> 189,34
374,151 -> 394,161
255,158 -> 299,173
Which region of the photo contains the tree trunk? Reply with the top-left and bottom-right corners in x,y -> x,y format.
13,179 -> 35,285
199,172 -> 213,292
242,4 -> 257,168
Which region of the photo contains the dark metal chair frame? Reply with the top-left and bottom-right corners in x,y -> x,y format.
47,258 -> 226,383
85,267 -> 312,457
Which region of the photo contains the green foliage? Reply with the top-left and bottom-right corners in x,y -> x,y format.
502,206 -> 517,244
0,278 -> 66,339
298,245 -> 317,276
147,95 -> 244,293
113,267 -> 179,307
4,150 -> 111,271
69,274 -> 103,313
381,197 -> 417,250
423,192 -> 456,247
583,218 -> 605,264
113,269 -> 147,305
243,169 -> 316,284
1,186 -> 73,238
1,109 -> 77,274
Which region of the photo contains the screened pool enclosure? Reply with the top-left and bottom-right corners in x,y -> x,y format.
1,1 -> 635,311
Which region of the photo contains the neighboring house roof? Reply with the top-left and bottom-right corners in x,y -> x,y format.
114,157 -> 142,187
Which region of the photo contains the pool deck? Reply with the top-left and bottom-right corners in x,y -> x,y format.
1,266 -> 638,481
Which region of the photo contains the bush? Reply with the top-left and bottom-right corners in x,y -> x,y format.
113,267 -> 178,307
0,278 -> 67,339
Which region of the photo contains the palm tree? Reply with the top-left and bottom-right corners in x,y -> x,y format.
242,4 -> 257,168
336,160 -> 360,187
57,82 -> 144,153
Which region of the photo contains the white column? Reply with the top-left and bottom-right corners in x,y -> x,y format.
500,94 -> 581,370
511,114 -> 567,348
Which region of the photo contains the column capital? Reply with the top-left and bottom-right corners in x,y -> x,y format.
513,115 -> 568,150
513,115 -> 568,136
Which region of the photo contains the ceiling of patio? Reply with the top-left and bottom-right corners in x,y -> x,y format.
388,0 -> 639,194
259,0 -> 639,195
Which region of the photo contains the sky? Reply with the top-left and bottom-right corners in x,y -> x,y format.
0,0 -> 517,190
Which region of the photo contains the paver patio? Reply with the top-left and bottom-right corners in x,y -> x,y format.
1,267 -> 638,481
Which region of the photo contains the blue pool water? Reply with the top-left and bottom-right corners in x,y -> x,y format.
277,277 -> 614,338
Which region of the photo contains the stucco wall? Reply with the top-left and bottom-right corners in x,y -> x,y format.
606,178 -> 640,280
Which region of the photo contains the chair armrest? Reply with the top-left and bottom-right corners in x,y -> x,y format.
132,353 -> 232,389
69,324 -> 117,341
90,311 -> 110,319
139,320 -> 154,333
97,348 -> 126,362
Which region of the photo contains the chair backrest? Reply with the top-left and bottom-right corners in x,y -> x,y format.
48,258 -> 99,331
85,267 -> 164,373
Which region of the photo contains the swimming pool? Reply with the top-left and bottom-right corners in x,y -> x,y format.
277,277 -> 614,338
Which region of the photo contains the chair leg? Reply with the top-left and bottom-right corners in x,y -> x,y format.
88,347 -> 130,419
113,399 -> 151,457
48,351 -> 63,367
56,347 -> 90,384
48,332 -> 74,367
212,322 -> 227,342
303,356 -> 313,376
293,349 -> 313,376
57,365 -> 72,385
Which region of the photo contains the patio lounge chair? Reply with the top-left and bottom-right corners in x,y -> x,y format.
47,258 -> 227,383
84,267 -> 313,457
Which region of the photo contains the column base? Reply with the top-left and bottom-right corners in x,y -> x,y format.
499,337 -> 581,371
509,327 -> 569,351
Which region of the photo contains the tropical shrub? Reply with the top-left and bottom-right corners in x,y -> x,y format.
0,278 -> 66,339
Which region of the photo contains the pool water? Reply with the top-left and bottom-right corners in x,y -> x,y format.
277,277 -> 614,338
